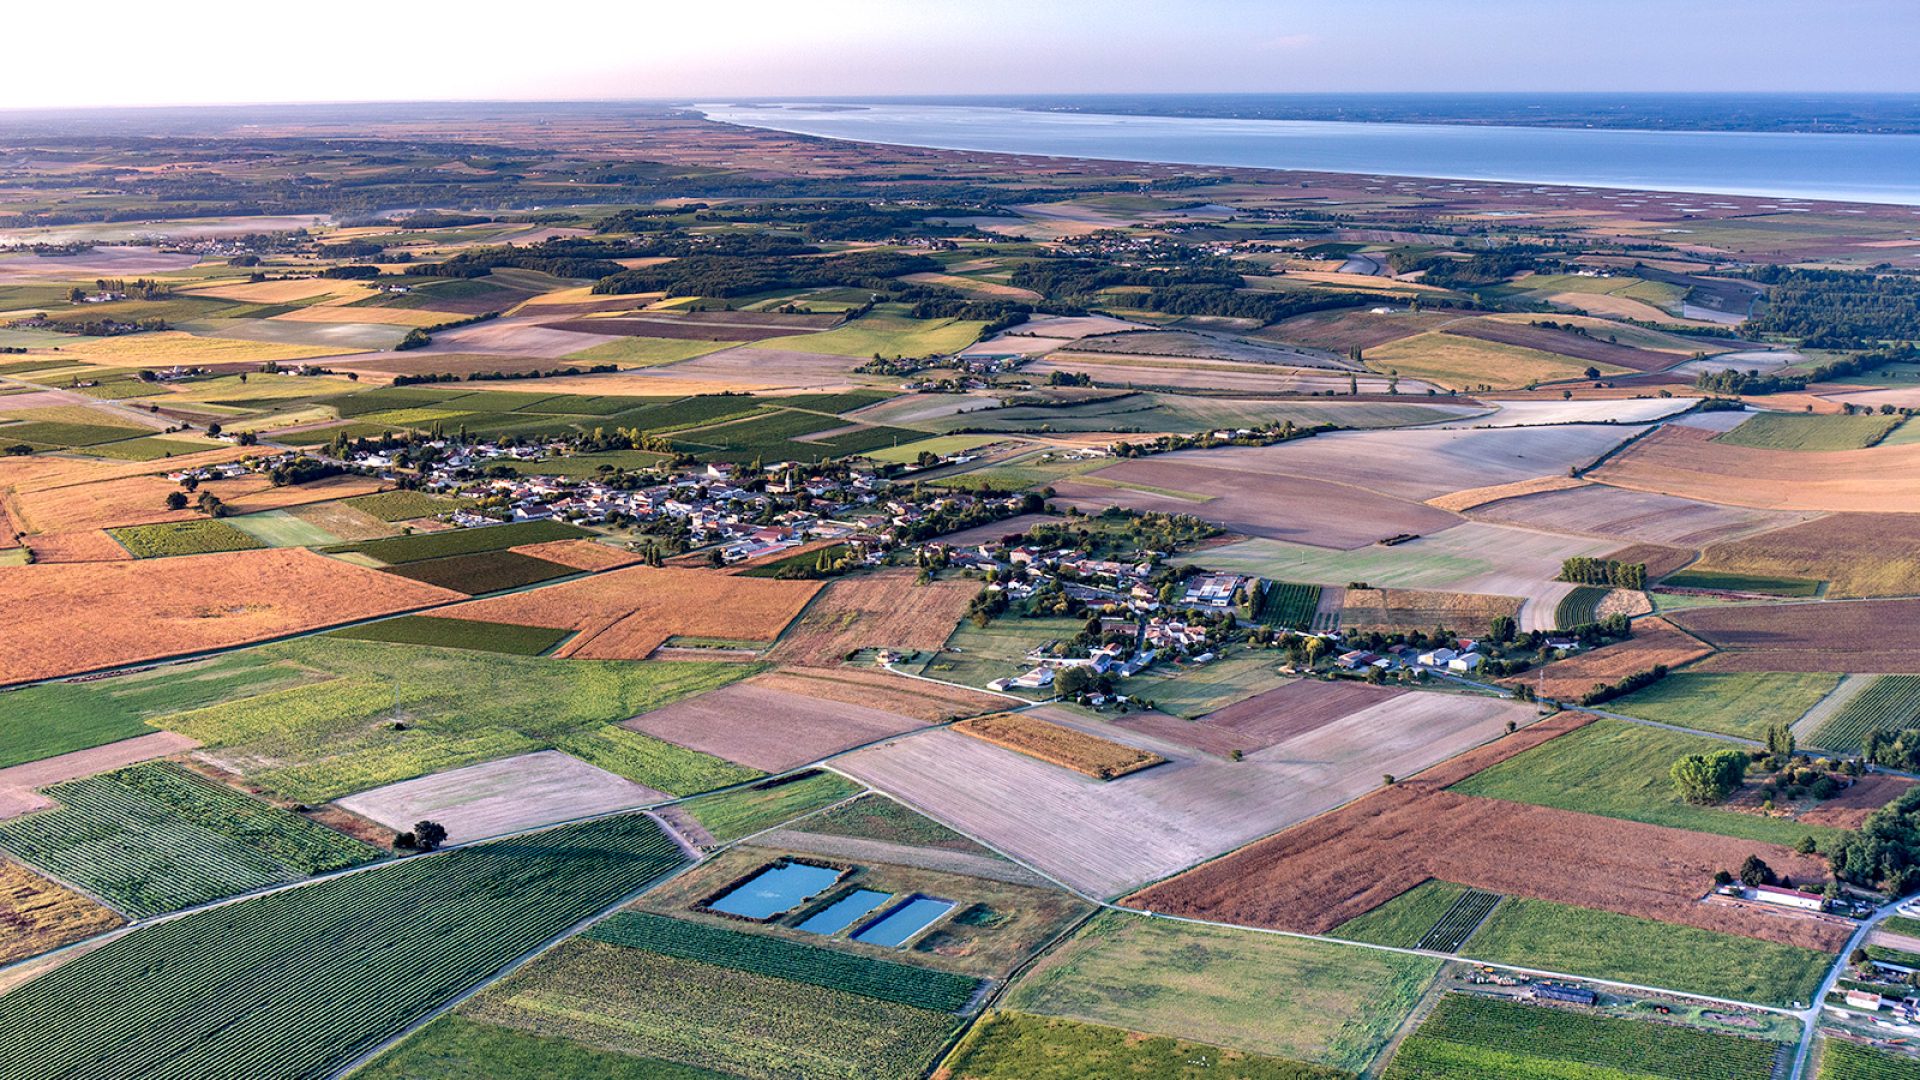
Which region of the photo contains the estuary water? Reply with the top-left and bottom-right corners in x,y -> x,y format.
696,102 -> 1920,206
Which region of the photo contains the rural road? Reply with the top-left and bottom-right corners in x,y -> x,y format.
1789,898 -> 1906,1080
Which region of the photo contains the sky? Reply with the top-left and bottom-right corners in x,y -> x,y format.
3,0 -> 1917,109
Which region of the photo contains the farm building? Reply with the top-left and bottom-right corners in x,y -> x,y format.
1417,647 -> 1458,667
1182,574 -> 1248,609
1534,983 -> 1597,1006
1447,653 -> 1485,673
1847,990 -> 1886,1011
1749,884 -> 1826,912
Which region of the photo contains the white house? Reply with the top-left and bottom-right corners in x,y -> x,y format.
1417,648 -> 1457,667
1447,653 -> 1484,673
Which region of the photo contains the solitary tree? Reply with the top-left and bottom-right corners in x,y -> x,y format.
412,820 -> 448,853
1672,749 -> 1749,805
164,491 -> 188,511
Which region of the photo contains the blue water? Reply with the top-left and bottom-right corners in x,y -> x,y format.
852,896 -> 955,947
707,861 -> 843,920
795,888 -> 893,935
697,102 -> 1920,206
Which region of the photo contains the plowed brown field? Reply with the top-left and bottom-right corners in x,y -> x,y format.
1514,617 -> 1714,700
1592,425 -> 1920,512
769,569 -> 979,667
24,530 -> 131,563
1128,714 -> 1849,951
954,712 -> 1166,780
1675,599 -> 1920,673
751,667 -> 1009,722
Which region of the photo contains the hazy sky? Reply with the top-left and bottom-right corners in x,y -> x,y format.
4,0 -> 1917,109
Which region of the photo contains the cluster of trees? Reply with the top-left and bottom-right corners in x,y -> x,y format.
1862,728 -> 1920,771
1581,662 -> 1668,706
1558,557 -> 1648,589
1746,267 -> 1920,348
1829,785 -> 1920,894
266,457 -> 344,487
1672,748 -> 1750,805
321,265 -> 382,280
391,363 -> 617,386
593,250 -> 939,299
684,202 -> 1005,242
1388,246 -> 1546,289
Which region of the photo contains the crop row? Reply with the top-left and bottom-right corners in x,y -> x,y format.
1406,994 -> 1776,1080
327,518 -> 588,564
586,911 -> 979,1011
1415,889 -> 1501,952
109,520 -> 265,559
0,815 -> 686,1080
1256,581 -> 1324,629
1819,1040 -> 1920,1079
1813,676 -> 1920,753
1554,586 -> 1609,631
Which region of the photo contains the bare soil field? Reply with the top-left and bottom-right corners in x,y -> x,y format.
404,317 -> 622,359
0,246 -> 200,281
1798,774 -> 1916,829
11,473 -> 384,535
1114,680 -> 1404,757
1128,714 -> 1849,952
539,317 -> 811,342
954,712 -> 1166,780
1054,459 -> 1459,550
769,569 -> 979,667
1066,329 -> 1354,371
933,512 -> 1063,547
1339,588 -> 1523,633
0,548 -> 461,686
835,693 -> 1534,897
620,345 -> 867,391
269,305 -> 445,328
441,565 -> 819,661
1024,353 -> 1408,394
1591,425 -> 1920,512
1687,514 -> 1920,599
506,539 -> 640,573
284,502 -> 396,543
335,750 -> 662,845
1444,321 -> 1679,372
1427,475 -> 1589,513
0,859 -> 124,966
1433,397 -> 1694,428
1258,308 -> 1460,351
0,731 -> 200,821
1515,618 -> 1716,700
1470,483 -> 1818,547
623,678 -> 931,772
1677,600 -> 1920,673
750,667 -> 1008,723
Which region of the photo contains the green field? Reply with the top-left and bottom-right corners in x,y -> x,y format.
1606,672 -> 1842,740
861,434 -> 1002,465
0,763 -> 379,917
1556,585 -> 1611,630
1451,717 -> 1844,847
1332,879 -> 1470,949
671,408 -> 922,465
747,313 -> 985,358
1255,581 -> 1324,629
327,519 -> 588,563
735,543 -> 851,579
1383,993 -> 1778,1080
1463,897 -> 1832,1007
798,793 -> 991,853
680,769 -> 864,843
586,911 -> 980,1010
562,335 -> 733,367
945,1012 -> 1345,1080
341,489 -> 476,522
358,1016 -> 731,1080
1811,677 -> 1920,753
384,550 -> 578,594
109,518 -> 267,558
324,616 -> 569,655
0,419 -> 151,448
458,937 -> 962,1080
149,638 -> 759,802
0,815 -> 686,1080
225,509 -> 341,547
1819,1039 -> 1920,1079
1717,412 -> 1902,451
1116,652 -> 1291,718
1004,912 -> 1438,1073
70,435 -> 218,461
1662,568 -> 1825,597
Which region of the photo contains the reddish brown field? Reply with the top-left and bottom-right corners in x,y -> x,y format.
1602,542 -> 1696,580
0,860 -> 124,967
439,564 -> 820,660
1592,425 -> 1920,512
1113,679 -> 1403,757
623,676 -> 931,772
0,548 -> 461,686
506,538 -> 641,573
1799,775 -> 1916,828
1514,618 -> 1715,700
1444,321 -> 1678,372
1128,714 -> 1849,951
954,712 -> 1166,780
769,569 -> 980,667
1675,600 -> 1920,673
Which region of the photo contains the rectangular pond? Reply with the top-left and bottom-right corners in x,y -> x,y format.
795,888 -> 893,936
852,895 -> 955,947
706,860 -> 844,920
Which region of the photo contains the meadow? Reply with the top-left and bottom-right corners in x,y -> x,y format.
324,615 -> 569,655
745,313 -> 985,358
327,519 -> 587,563
944,1012 -> 1345,1080
109,519 -> 266,558
358,1016 -> 731,1080
0,815 -> 686,1080
1605,671 -> 1841,740
1716,412 -> 1902,451
680,770 -> 865,843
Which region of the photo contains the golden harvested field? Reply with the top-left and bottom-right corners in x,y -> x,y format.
1338,588 -> 1523,633
1511,618 -> 1715,701
954,712 -> 1166,780
12,473 -> 383,534
283,501 -> 397,543
1688,513 -> 1920,599
1592,425 -> 1920,512
507,539 -> 640,572
22,331 -> 345,365
0,447 -> 253,496
769,568 -> 981,667
752,666 -> 1009,722
439,564 -> 820,660
0,860 -> 124,966
268,305 -> 448,327
25,530 -> 131,563
186,278 -> 354,304
1365,331 -> 1628,390
0,548 -> 460,685
1427,475 -> 1589,513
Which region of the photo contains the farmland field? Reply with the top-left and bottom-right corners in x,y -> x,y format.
0,762 -> 379,916
1331,879 -> 1470,948
0,815 -> 687,1080
1591,425 -> 1920,513
943,1012 -> 1345,1080
1451,717 -> 1847,847
0,858 -> 124,966
327,519 -> 588,563
1717,412 -> 1902,451
1662,568 -> 1824,596
1463,896 -> 1832,1007
680,769 -> 865,843
1364,329 -> 1627,388
771,569 -> 982,668
1808,677 -> 1920,752
1607,671 -> 1841,740
745,313 -> 984,358
626,678 -> 931,772
460,936 -> 962,1080
224,509 -> 342,548
1520,617 -> 1715,701
341,489 -> 474,522
1382,993 -> 1778,1080
107,519 -> 266,558
1467,483 -> 1815,547
357,1016 -> 732,1080
1819,1040 -> 1920,1079
383,550 -> 579,594
953,711 -> 1166,779
1253,580 -> 1323,628
1004,912 -> 1437,1073
324,615 -> 569,655
1684,513 -> 1920,599
1677,599 -> 1920,673
1555,585 -> 1610,629
335,750 -> 664,845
